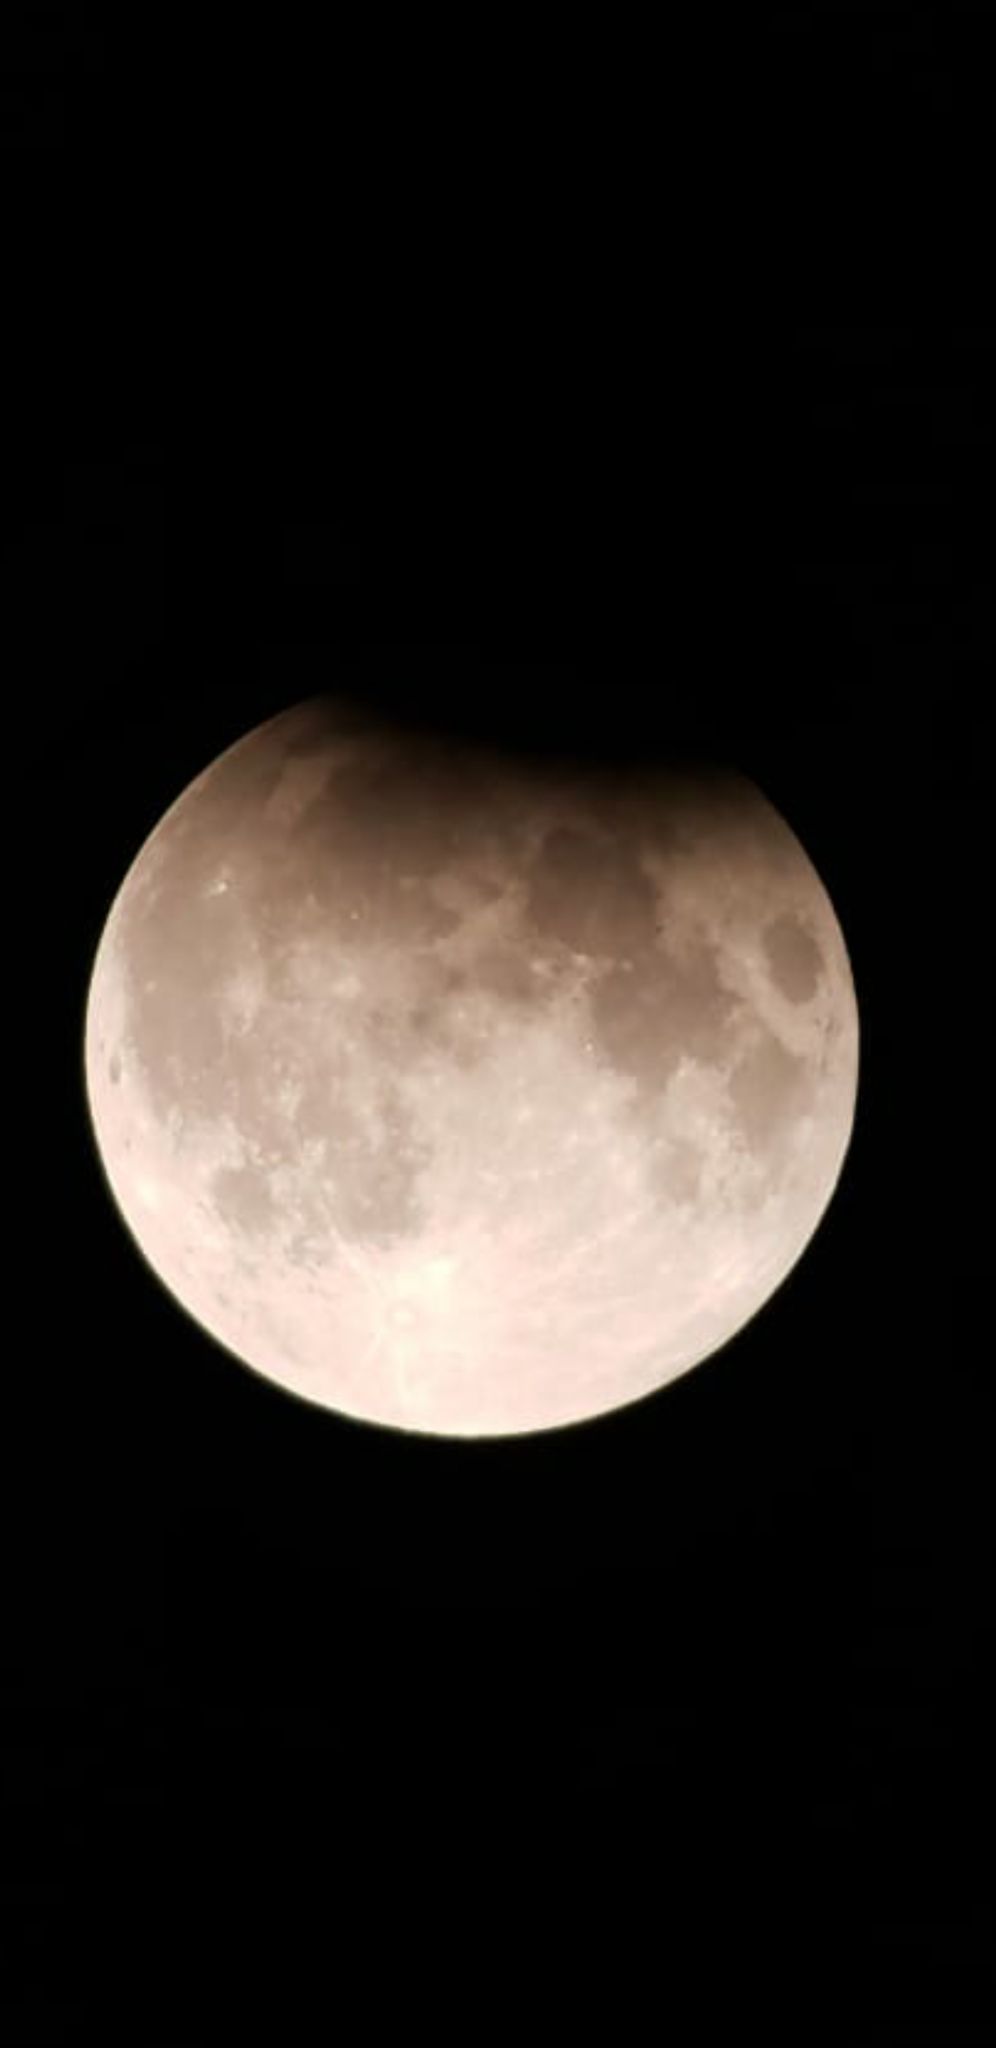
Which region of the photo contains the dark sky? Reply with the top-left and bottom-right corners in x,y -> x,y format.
4,12 -> 993,2045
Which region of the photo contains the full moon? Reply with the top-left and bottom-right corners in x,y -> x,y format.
84,697 -> 859,1437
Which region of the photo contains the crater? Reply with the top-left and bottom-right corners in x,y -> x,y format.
525,825 -> 659,958
728,1026 -> 808,1158
471,944 -> 539,1005
648,1133 -> 704,1208
339,1084 -> 433,1243
590,935 -> 742,1099
762,911 -> 824,1004
211,1163 -> 278,1236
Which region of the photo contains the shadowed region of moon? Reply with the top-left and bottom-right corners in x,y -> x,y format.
84,697 -> 859,1437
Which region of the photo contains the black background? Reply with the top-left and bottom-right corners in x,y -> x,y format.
4,9 -> 993,2044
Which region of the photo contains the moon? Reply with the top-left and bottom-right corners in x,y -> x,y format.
84,697 -> 859,1437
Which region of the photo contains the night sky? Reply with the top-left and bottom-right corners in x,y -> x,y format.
5,12 -> 993,2044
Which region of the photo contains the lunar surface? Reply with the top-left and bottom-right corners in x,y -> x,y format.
84,697 -> 859,1436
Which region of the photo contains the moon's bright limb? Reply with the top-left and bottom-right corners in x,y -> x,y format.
84,698 -> 859,1436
